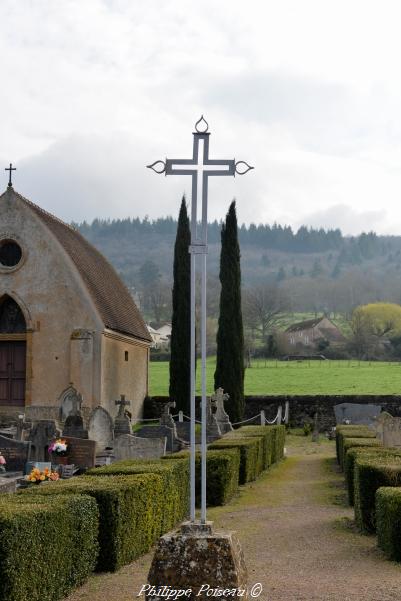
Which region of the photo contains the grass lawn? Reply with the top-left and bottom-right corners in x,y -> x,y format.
149,357 -> 401,396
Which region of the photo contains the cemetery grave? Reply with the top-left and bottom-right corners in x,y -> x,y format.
62,431 -> 401,601
0,389 -> 286,601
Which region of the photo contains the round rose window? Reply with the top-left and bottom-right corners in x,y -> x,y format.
0,240 -> 22,267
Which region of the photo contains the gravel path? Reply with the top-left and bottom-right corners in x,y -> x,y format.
66,437 -> 401,601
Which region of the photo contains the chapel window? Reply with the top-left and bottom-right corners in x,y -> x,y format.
0,240 -> 22,267
0,297 -> 26,333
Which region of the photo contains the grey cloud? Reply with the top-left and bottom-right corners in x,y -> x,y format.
299,204 -> 386,235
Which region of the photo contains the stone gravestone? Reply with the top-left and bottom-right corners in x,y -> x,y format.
114,395 -> 132,437
59,383 -> 79,421
29,420 -> 60,462
378,414 -> 401,448
135,425 -> 181,453
114,434 -> 166,461
63,436 -> 96,469
375,412 -> 393,444
212,388 -> 233,434
0,435 -> 31,472
334,403 -> 381,427
207,396 -> 221,443
88,406 -> 114,452
160,401 -> 176,428
62,386 -> 88,439
135,401 -> 184,452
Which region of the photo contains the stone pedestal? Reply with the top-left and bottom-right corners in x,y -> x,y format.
147,522 -> 248,601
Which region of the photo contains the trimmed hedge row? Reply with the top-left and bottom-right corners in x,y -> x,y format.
16,425 -> 285,583
201,449 -> 240,505
209,425 -> 286,484
165,449 -> 241,506
209,437 -> 262,484
376,487 -> 401,561
234,425 -> 286,467
20,473 -> 165,572
336,425 -> 376,468
87,457 -> 189,531
345,447 -> 401,506
354,456 -> 401,533
0,494 -> 98,601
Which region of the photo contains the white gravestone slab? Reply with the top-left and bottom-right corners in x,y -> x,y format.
381,414 -> 401,448
88,407 -> 114,451
114,434 -> 166,461
375,412 -> 393,444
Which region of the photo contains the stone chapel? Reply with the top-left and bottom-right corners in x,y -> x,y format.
0,185 -> 151,423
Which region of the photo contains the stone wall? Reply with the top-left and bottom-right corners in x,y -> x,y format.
145,395 -> 401,430
101,332 -> 149,420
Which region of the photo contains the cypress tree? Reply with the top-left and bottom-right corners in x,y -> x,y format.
169,197 -> 191,413
214,200 -> 244,423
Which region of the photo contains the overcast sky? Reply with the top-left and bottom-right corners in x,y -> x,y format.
1,1 -> 401,235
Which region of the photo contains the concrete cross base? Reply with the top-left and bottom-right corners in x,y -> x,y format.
147,521 -> 248,601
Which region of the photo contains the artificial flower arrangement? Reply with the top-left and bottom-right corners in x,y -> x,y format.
0,452 -> 6,472
26,466 -> 60,484
48,438 -> 68,456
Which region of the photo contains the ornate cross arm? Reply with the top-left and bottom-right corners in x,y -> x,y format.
146,116 -> 254,177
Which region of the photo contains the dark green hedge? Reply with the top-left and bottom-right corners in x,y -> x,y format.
165,449 -> 241,506
87,457 -> 189,531
208,437 -> 262,484
0,494 -> 98,601
345,447 -> 401,506
354,456 -> 401,533
376,487 -> 401,561
342,437 -> 382,497
233,425 -> 286,468
200,449 -> 240,505
336,425 -> 376,468
209,425 -> 285,484
20,473 -> 164,572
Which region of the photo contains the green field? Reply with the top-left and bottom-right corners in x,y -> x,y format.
149,358 -> 401,396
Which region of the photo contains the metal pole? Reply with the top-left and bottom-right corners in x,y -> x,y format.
201,252 -> 207,523
190,250 -> 196,522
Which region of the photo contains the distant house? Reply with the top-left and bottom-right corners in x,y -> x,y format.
285,316 -> 346,350
147,323 -> 172,350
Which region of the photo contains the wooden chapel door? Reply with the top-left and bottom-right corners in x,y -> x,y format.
0,341 -> 26,406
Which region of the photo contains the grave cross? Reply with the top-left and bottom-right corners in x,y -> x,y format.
115,394 -> 131,418
148,116 -> 253,525
5,163 -> 16,188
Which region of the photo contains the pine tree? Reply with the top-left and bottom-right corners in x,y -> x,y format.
214,201 -> 244,423
169,197 -> 191,413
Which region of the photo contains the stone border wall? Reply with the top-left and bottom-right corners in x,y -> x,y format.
145,395 -> 401,430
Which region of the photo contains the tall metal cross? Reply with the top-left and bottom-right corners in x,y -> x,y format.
148,116 -> 253,524
5,163 -> 16,188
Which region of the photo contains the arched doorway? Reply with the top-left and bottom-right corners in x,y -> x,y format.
0,296 -> 26,406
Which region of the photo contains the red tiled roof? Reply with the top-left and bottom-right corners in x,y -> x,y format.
285,317 -> 324,333
3,188 -> 151,343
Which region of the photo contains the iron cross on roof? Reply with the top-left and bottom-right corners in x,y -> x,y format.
5,163 -> 16,188
147,116 -> 253,250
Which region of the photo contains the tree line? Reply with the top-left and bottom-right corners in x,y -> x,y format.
76,216 -> 386,255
